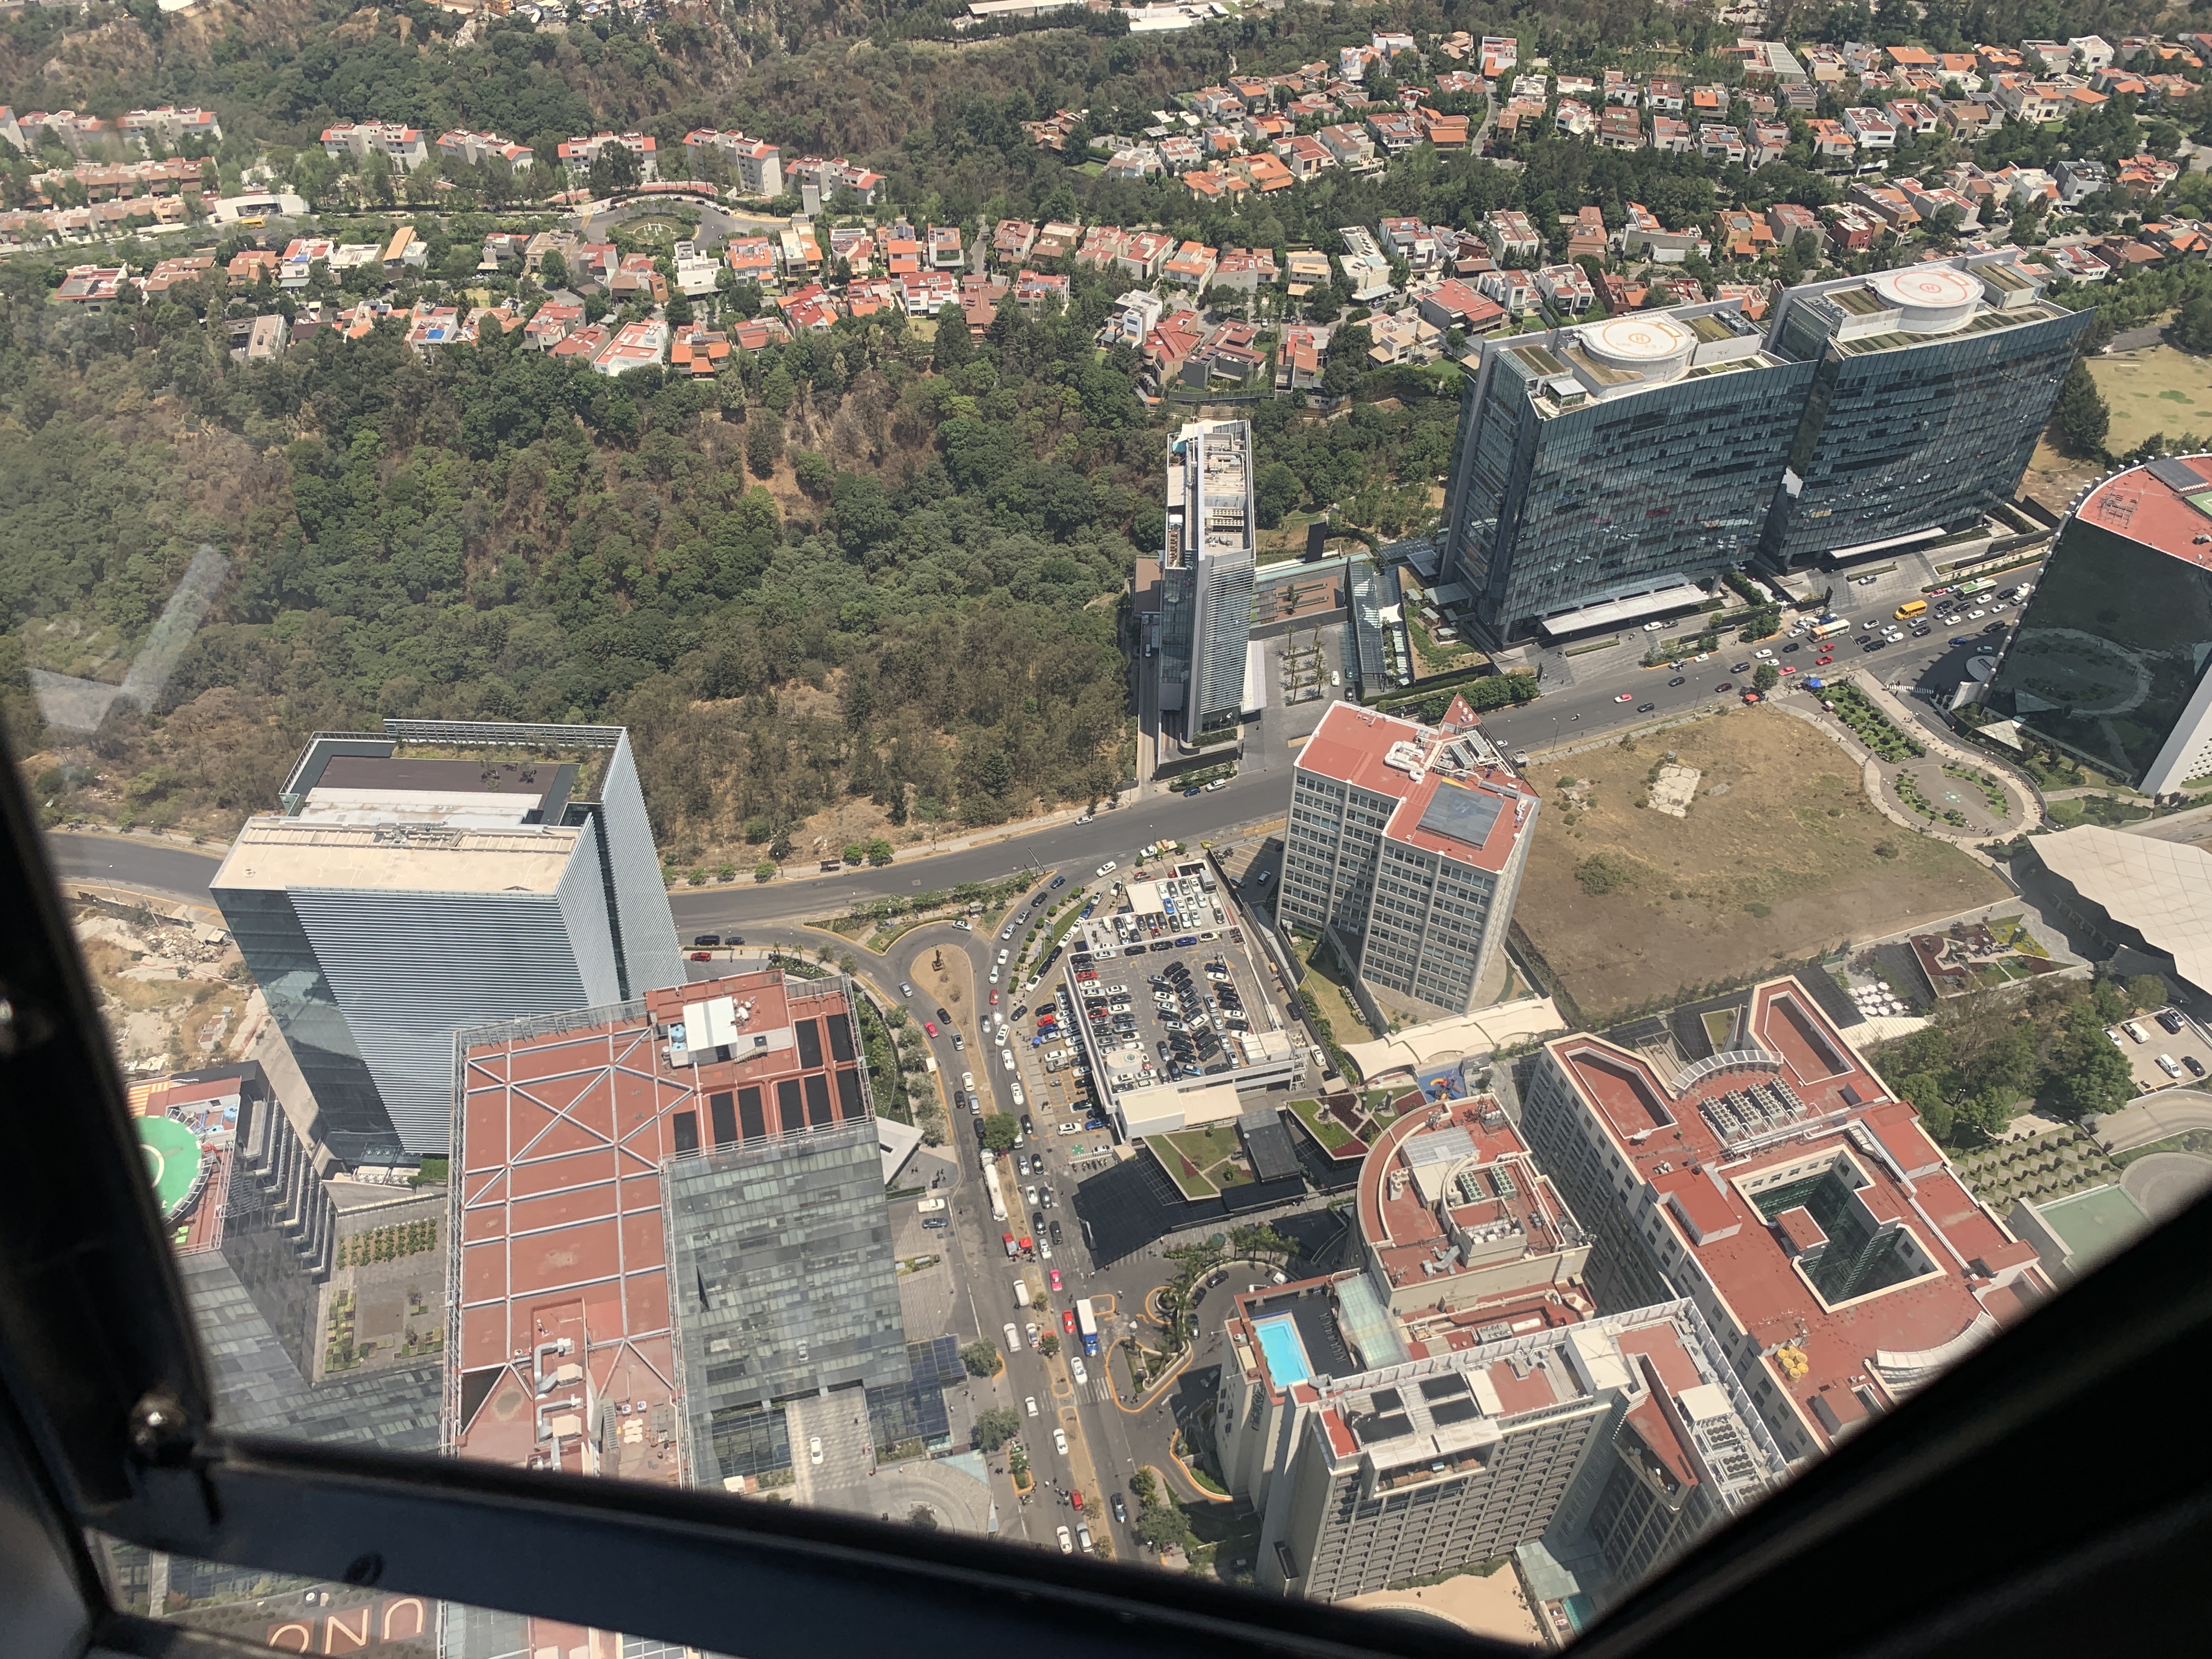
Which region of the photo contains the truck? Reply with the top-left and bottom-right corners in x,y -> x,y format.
1074,1296 -> 1101,1358
982,1155 -> 1008,1223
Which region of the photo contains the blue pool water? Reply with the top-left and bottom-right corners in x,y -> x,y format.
1254,1314 -> 1312,1385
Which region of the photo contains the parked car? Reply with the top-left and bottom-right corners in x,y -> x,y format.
692,934 -> 720,946
1056,1526 -> 1073,1554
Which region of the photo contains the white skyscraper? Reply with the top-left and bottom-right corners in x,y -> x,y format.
212,720 -> 680,1165
1158,419 -> 1257,740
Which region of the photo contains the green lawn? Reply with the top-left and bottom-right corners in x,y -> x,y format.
1290,1097 -> 1352,1150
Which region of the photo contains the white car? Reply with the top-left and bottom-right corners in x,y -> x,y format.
1025,1185 -> 1040,1205
1002,1051 -> 1016,1071
1003,1323 -> 1019,1351
1053,1427 -> 1068,1455
1012,1084 -> 1026,1107
1025,1395 -> 1039,1417
1076,814 -> 1093,825
989,969 -> 1000,984
1057,1525 -> 1074,1554
1038,1240 -> 1052,1260
997,949 -> 1009,964
1642,618 -> 1668,632
1753,647 -> 1774,659
962,1072 -> 975,1090
1070,1357 -> 1088,1384
1096,861 -> 1118,877
809,1436 -> 823,1465
1968,608 -> 1985,619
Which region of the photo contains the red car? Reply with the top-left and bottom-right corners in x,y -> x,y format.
1614,692 -> 1634,703
1049,1268 -> 1063,1291
1815,653 -> 1833,666
1780,664 -> 1797,675
990,990 -> 1000,1005
924,1020 -> 939,1037
1070,1489 -> 1084,1511
1063,1308 -> 1077,1335
690,951 -> 712,961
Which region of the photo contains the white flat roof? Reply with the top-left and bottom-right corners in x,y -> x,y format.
212,817 -> 580,895
2032,825 -> 2212,992
1534,581 -> 1709,637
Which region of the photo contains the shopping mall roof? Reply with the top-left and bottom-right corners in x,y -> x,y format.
1544,978 -> 2049,1449
2027,825 -> 2212,994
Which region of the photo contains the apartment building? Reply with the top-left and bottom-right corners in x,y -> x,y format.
321,122 -> 429,171
211,722 -> 681,1164
1279,700 -> 1539,1019
681,129 -> 783,196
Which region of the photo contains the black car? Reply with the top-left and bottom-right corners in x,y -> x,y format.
936,1007 -> 952,1024
1111,1493 -> 1128,1524
1782,641 -> 1799,653
971,1119 -> 987,1143
1031,1211 -> 1045,1232
1019,1114 -> 1034,1136
1732,662 -> 1752,673
1668,676 -> 1686,686
2159,1009 -> 2187,1034
1152,941 -> 1175,952
1049,1220 -> 1064,1244
1637,702 -> 1656,713
692,934 -> 721,946
2188,1055 -> 2208,1079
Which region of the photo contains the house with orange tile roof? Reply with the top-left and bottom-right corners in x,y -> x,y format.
668,324 -> 729,378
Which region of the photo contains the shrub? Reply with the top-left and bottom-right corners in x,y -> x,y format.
1575,854 -> 1633,895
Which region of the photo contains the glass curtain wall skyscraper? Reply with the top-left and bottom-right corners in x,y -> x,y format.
1757,254 -> 2090,570
212,720 -> 680,1163
1985,455 -> 2212,791
1440,302 -> 1814,646
1158,419 -> 1256,738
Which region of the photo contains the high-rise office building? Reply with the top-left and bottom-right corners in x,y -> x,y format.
1758,253 -> 2090,570
1212,1094 -> 1783,1604
1517,978 -> 2051,1464
1279,697 -> 1539,1019
1158,419 -> 1257,738
212,720 -> 681,1164
1441,300 -> 1815,645
450,968 -> 917,1496
1985,455 -> 2212,791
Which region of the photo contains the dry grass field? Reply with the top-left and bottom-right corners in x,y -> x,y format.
1515,709 -> 2010,1022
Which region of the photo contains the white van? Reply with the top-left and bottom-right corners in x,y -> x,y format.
1013,1279 -> 1031,1308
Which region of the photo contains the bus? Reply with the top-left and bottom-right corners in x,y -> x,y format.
1074,1297 -> 1100,1358
1955,578 -> 1996,597
1810,619 -> 1852,641
1893,599 -> 1928,620
982,1156 -> 1008,1223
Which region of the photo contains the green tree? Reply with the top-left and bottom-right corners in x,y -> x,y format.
982,1114 -> 1020,1154
2052,359 -> 2109,459
1753,663 -> 1780,692
1254,461 -> 1302,530
973,1406 -> 1020,1449
2128,974 -> 2170,1011
961,1341 -> 1002,1379
586,142 -> 644,198
2047,1003 -> 2136,1118
1133,1500 -> 1192,1552
539,250 -> 570,289
1039,1332 -> 1060,1357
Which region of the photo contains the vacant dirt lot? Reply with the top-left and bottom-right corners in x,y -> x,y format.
1517,709 -> 2010,1022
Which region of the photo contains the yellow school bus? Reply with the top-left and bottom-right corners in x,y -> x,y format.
1894,599 -> 1928,620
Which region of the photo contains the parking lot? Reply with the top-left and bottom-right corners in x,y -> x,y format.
2111,1008 -> 2212,1096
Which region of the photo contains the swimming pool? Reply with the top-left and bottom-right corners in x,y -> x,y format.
1253,1313 -> 1312,1386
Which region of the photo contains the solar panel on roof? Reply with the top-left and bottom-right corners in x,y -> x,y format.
1427,1397 -> 1481,1427
1416,778 -> 1507,849
1355,1412 -> 1414,1445
1420,1373 -> 1469,1401
1370,1387 -> 1404,1413
2148,455 -> 2207,492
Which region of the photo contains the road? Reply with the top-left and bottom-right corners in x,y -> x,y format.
1476,560 -> 2047,763
726,869 -> 1184,1563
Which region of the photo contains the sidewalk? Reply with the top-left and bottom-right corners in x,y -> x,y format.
1850,673 -> 2046,836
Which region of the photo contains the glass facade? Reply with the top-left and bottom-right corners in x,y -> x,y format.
1445,330 -> 1813,643
1985,514 -> 2212,785
1156,420 -> 1255,736
1759,298 -> 2089,568
669,1118 -> 909,1480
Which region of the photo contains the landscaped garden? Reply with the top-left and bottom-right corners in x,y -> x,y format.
1822,683 -> 1925,761
1150,1122 -> 1254,1199
1287,1090 -> 1410,1161
1951,1124 -> 2120,1211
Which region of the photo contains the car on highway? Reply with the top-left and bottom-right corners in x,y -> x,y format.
1057,1526 -> 1073,1554
1063,1308 -> 1077,1335
1780,664 -> 1797,675
1001,924 -> 1015,940
1637,701 -> 1656,713
1912,627 -> 1931,637
1053,1428 -> 1068,1455
899,982 -> 913,997
1715,682 -> 1733,693
1731,662 -> 1752,673
952,1032 -> 964,1049
1025,1396 -> 1038,1417
923,1021 -> 939,1037
1615,692 -> 1634,703
1049,1268 -> 1062,1291
692,934 -> 720,946
1668,676 -> 1685,686
990,989 -> 1000,1004
1070,1356 -> 1087,1384
1111,1493 -> 1128,1524
1815,654 -> 1833,666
